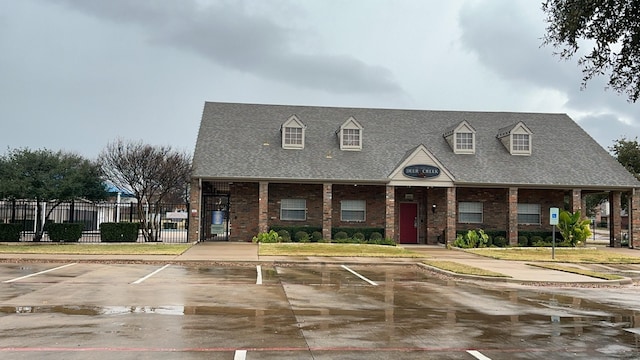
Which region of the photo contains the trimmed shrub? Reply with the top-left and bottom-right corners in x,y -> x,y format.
311,231 -> 323,242
369,232 -> 383,241
334,231 -> 348,240
518,236 -> 529,247
294,231 -> 310,243
46,223 -> 83,242
270,225 -> 321,238
530,235 -> 544,245
492,236 -> 507,247
0,223 -> 21,242
331,227 -> 384,240
277,230 -> 291,242
100,222 -> 139,242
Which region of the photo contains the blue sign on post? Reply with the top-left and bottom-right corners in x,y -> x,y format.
549,207 -> 559,259
549,207 -> 559,225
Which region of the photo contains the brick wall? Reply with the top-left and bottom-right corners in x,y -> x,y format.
268,183 -> 324,228
332,184 -> 386,228
229,182 -> 259,241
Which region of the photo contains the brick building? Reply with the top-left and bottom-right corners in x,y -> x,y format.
189,102 -> 640,247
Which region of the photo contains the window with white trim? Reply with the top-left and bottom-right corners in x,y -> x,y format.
458,202 -> 483,223
280,199 -> 306,221
342,128 -> 361,147
512,133 -> 530,152
341,200 -> 366,222
517,203 -> 540,224
456,132 -> 474,151
338,117 -> 363,151
284,127 -> 303,147
281,115 -> 305,149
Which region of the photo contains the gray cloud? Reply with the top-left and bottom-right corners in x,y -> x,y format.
52,0 -> 402,94
458,0 -> 640,147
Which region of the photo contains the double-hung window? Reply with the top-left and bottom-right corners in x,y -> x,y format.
458,202 -> 483,223
517,203 -> 540,224
341,200 -> 366,222
456,132 -> 474,151
280,199 -> 306,221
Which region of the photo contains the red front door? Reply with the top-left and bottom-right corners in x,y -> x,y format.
399,203 -> 418,244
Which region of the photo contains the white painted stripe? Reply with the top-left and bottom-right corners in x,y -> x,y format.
467,350 -> 492,360
234,349 -> 247,360
3,263 -> 77,283
132,264 -> 171,284
256,265 -> 262,285
341,265 -> 378,286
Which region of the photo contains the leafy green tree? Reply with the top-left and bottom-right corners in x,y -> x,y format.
99,139 -> 191,242
557,210 -> 592,246
542,0 -> 640,102
0,148 -> 107,241
609,137 -> 640,179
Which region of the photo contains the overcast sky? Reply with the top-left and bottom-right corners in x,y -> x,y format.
1,0 -> 638,159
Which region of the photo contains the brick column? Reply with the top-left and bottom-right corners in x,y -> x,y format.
632,189 -> 640,249
385,185 -> 395,241
609,191 -> 622,247
508,188 -> 518,246
188,178 -> 201,242
571,189 -> 582,216
445,187 -> 456,246
258,182 -> 269,233
322,183 -> 332,240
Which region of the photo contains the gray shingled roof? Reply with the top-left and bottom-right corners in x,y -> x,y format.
192,102 -> 640,189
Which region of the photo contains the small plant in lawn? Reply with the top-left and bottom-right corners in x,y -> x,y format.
252,230 -> 282,243
454,229 -> 489,248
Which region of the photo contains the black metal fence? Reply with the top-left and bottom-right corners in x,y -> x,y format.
0,200 -> 189,243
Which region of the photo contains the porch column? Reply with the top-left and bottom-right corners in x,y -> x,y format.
571,189 -> 582,216
508,188 -> 518,246
631,189 -> 640,249
445,187 -> 456,246
258,182 -> 269,233
188,178 -> 201,242
322,183 -> 332,241
385,185 -> 395,241
609,191 -> 622,247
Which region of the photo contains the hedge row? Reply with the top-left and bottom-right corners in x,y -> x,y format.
0,223 -> 22,242
455,230 -> 566,247
45,223 -> 83,242
99,222 -> 140,242
269,226 -> 386,242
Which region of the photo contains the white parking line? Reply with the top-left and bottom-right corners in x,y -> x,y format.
132,264 -> 171,284
3,263 -> 77,283
234,349 -> 247,360
341,265 -> 378,286
256,265 -> 262,285
467,350 -> 492,360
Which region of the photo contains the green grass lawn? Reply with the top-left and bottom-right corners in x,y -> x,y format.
0,243 -> 192,255
258,243 -> 425,257
466,247 -> 640,264
422,260 -> 510,278
527,263 -> 625,280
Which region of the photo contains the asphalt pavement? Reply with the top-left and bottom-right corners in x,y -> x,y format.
1,240 -> 638,285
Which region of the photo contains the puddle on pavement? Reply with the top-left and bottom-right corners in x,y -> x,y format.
0,305 -> 293,317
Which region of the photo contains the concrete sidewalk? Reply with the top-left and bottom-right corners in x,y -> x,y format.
0,241 -> 637,285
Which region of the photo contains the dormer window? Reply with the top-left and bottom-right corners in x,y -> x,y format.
497,121 -> 533,156
443,120 -> 476,154
281,115 -> 306,149
337,117 -> 363,151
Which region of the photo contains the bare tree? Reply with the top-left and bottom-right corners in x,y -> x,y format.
99,139 -> 191,242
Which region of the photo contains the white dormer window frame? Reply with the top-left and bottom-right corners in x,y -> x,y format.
281,115 -> 306,149
443,120 -> 476,154
497,121 -> 533,156
338,116 -> 363,151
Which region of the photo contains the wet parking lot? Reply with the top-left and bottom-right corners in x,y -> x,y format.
0,262 -> 639,359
